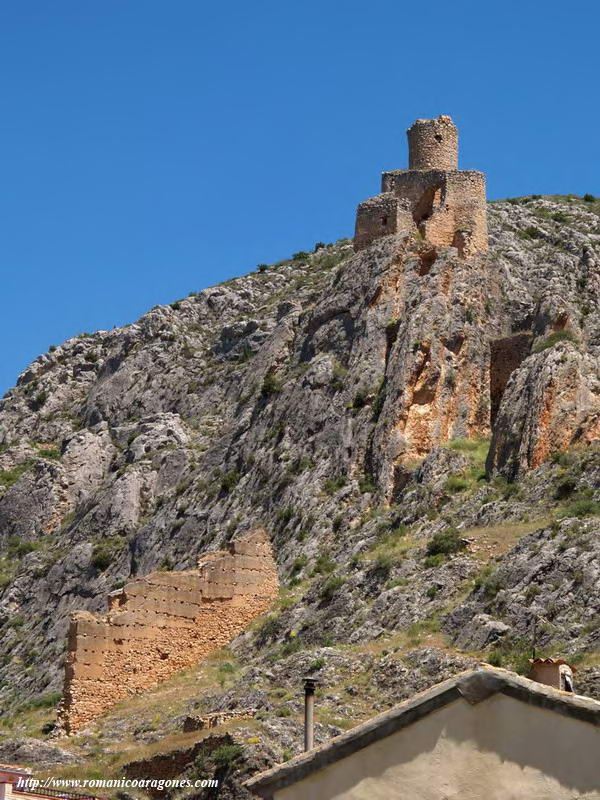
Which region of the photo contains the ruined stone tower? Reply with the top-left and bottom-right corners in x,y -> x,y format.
354,115 -> 487,257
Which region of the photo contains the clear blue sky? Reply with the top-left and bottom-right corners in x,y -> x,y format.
1,0 -> 599,394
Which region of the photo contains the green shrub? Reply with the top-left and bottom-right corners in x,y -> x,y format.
257,614 -> 279,641
331,360 -> 348,392
386,577 -> 408,590
486,639 -> 532,675
212,743 -> 243,770
292,251 -> 310,262
90,537 -> 127,572
261,372 -> 283,396
474,566 -> 505,599
0,463 -> 32,489
359,476 -> 376,494
447,438 -> 482,452
445,474 -> 468,493
28,691 -> 62,709
554,476 -> 577,499
351,388 -> 369,411
287,456 -> 311,475
38,448 -> 60,460
323,476 -> 347,495
518,226 -> 542,240
426,529 -> 466,558
31,391 -> 48,410
371,379 -> 386,420
257,263 -> 269,272
279,636 -> 303,657
371,553 -> 394,581
290,556 -> 308,577
561,498 -> 600,518
275,706 -> 292,717
550,450 -> 572,466
532,330 -> 577,354
423,553 -> 446,569
220,470 -> 241,493
319,574 -> 345,601
91,547 -> 114,571
7,538 -> 41,559
583,194 -> 596,203
313,553 -> 336,575
277,506 -> 295,526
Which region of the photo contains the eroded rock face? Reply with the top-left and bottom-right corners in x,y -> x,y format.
0,197 -> 598,715
444,518 -> 600,655
0,737 -> 78,766
487,344 -> 600,479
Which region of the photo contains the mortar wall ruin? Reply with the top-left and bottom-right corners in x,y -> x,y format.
59,529 -> 278,733
407,116 -> 458,171
354,115 -> 487,257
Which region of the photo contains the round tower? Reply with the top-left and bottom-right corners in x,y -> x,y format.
407,115 -> 458,171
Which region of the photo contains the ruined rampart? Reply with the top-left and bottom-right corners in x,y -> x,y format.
354,115 -> 488,257
59,529 -> 278,733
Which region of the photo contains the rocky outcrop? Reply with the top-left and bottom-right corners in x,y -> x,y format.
0,195 -> 598,724
0,737 -> 78,766
444,517 -> 600,655
487,343 -> 600,479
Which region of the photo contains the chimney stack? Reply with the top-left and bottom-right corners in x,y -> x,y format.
303,677 -> 317,751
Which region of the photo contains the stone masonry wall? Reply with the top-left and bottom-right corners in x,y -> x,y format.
59,529 -> 278,733
353,194 -> 413,252
354,116 -> 487,257
407,115 -> 458,171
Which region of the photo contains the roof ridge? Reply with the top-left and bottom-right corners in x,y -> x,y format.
244,666 -> 600,796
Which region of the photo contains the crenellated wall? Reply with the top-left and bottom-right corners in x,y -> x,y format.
59,529 -> 278,733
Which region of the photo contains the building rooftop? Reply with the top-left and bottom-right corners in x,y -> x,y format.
244,666 -> 600,798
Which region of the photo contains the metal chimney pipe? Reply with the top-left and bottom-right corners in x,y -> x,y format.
303,677 -> 317,751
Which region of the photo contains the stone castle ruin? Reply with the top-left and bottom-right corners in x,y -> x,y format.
354,115 -> 488,257
59,529 -> 278,733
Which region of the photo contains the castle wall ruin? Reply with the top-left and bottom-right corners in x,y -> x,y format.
59,529 -> 278,733
354,115 -> 488,257
407,116 -> 458,171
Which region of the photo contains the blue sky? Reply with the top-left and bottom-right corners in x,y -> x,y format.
1,0 -> 599,394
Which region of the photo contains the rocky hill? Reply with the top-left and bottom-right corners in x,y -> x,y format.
1,194 -> 600,796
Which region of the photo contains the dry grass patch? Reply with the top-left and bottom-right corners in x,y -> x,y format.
465,517 -> 552,561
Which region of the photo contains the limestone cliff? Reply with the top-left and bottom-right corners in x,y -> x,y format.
0,195 -> 599,793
